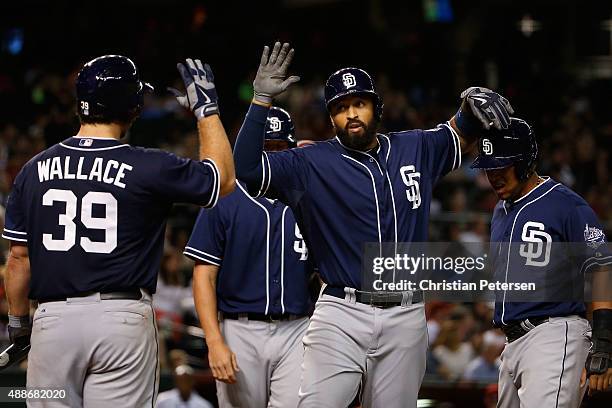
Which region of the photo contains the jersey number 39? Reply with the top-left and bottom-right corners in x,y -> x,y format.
42,188 -> 117,253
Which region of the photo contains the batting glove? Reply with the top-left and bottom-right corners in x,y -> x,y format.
253,42 -> 300,104
169,58 -> 219,118
460,87 -> 514,130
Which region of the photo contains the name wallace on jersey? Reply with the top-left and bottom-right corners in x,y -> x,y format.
37,156 -> 133,189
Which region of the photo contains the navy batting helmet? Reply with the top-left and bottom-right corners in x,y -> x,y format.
76,55 -> 153,122
471,117 -> 538,180
265,107 -> 297,148
324,67 -> 383,120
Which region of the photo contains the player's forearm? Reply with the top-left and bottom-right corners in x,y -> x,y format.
197,115 -> 236,197
193,265 -> 224,344
4,245 -> 31,316
233,103 -> 269,185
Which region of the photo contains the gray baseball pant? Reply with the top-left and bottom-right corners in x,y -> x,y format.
497,315 -> 591,408
26,290 -> 159,408
216,316 -> 309,408
298,290 -> 428,408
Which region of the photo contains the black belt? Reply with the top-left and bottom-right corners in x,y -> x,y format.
499,316 -> 550,343
220,312 -> 307,322
323,286 -> 423,308
38,290 -> 144,304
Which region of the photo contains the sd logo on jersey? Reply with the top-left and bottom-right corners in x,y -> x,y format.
400,165 -> 421,209
519,221 -> 552,266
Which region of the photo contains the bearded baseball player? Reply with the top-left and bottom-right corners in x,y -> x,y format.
186,106 -> 312,408
1,55 -> 235,407
471,118 -> 612,407
233,42 -> 514,407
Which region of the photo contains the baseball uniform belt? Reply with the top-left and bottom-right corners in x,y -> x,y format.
220,312 -> 307,322
323,286 -> 423,308
38,289 -> 146,304
500,316 -> 550,343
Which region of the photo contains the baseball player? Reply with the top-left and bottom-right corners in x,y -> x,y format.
185,106 -> 312,408
1,54 -> 235,407
471,118 -> 612,407
233,42 -> 514,408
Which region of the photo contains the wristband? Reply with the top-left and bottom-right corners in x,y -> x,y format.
454,107 -> 482,137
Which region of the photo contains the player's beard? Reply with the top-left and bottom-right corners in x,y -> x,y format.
336,118 -> 378,151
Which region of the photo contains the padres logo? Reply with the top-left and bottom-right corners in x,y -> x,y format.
482,138 -> 493,155
269,117 -> 282,132
342,73 -> 356,88
519,221 -> 552,266
400,165 -> 421,210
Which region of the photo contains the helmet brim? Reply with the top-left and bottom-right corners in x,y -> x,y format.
326,89 -> 379,109
470,156 -> 515,170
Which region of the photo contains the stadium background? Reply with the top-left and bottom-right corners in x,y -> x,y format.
0,0 -> 610,406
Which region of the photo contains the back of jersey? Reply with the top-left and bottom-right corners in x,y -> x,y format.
3,137 -> 219,299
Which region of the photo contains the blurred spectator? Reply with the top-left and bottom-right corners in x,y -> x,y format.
426,302 -> 453,344
432,320 -> 475,381
462,330 -> 505,382
156,365 -> 214,408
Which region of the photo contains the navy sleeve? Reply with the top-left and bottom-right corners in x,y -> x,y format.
258,149 -> 309,205
2,171 -> 28,243
564,203 -> 610,273
150,151 -> 220,208
234,103 -> 268,193
184,207 -> 225,266
421,122 -> 461,183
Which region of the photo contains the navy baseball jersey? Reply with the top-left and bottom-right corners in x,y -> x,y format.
238,104 -> 461,289
490,177 -> 609,325
2,136 -> 220,299
184,181 -> 312,315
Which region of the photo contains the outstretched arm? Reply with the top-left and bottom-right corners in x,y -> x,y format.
170,58 -> 235,197
234,42 -> 299,186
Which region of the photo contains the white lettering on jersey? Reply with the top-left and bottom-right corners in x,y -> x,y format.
36,156 -> 133,189
293,224 -> 308,261
519,221 -> 552,266
400,165 -> 421,209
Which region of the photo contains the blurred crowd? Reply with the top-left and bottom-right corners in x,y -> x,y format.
0,58 -> 610,393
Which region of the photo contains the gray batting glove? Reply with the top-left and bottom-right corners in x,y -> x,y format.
168,58 -> 219,118
253,42 -> 300,104
460,87 -> 515,130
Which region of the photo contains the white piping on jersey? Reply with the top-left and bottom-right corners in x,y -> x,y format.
202,159 -> 221,208
184,246 -> 221,260
502,177 -> 551,213
237,183 -> 271,314
379,134 -> 399,282
183,248 -> 221,266
581,255 -> 612,274
446,121 -> 462,170
385,171 -> 399,282
280,206 -> 289,314
1,234 -> 27,243
336,136 -> 383,176
341,154 -> 382,257
72,136 -> 122,140
59,143 -> 130,152
501,182 -> 560,324
257,152 -> 272,198
3,228 -> 27,235
257,153 -> 266,197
